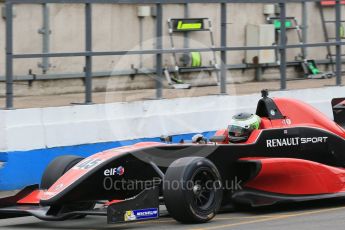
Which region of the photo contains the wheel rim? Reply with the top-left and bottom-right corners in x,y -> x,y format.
191,167 -> 218,212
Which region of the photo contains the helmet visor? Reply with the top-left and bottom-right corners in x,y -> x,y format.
228,125 -> 250,137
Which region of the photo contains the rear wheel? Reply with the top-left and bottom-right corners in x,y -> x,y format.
41,155 -> 94,219
163,157 -> 223,223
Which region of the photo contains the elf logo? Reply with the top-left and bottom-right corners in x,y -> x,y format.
104,166 -> 125,176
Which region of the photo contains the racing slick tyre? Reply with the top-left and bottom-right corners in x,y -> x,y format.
41,155 -> 94,219
163,157 -> 223,223
41,155 -> 84,190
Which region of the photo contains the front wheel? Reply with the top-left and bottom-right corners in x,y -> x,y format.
41,155 -> 84,190
163,157 -> 223,223
40,155 -> 94,219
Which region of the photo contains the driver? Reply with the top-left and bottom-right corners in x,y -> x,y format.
192,112 -> 261,144
228,112 -> 261,143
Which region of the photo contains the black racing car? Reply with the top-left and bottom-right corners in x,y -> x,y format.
1,91 -> 345,224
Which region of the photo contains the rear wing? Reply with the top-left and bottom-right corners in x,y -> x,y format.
332,98 -> 345,129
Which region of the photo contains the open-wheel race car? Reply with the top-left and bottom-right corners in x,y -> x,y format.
1,90 -> 345,224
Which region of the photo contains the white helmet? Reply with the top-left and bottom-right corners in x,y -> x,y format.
228,113 -> 261,143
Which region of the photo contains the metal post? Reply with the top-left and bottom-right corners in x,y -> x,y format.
301,1 -> 308,58
39,3 -> 51,74
139,15 -> 144,68
5,2 -> 13,109
279,3 -> 287,90
220,2 -> 227,94
85,3 -> 93,104
183,3 -> 189,49
155,3 -> 163,99
335,0 -> 342,85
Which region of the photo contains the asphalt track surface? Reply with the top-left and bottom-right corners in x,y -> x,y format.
1,198 -> 345,230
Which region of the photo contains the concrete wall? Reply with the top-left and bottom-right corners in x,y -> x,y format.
0,3 -> 344,96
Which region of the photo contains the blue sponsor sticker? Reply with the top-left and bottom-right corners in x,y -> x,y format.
124,208 -> 159,221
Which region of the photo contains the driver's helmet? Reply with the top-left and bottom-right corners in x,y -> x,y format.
228,113 -> 261,143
